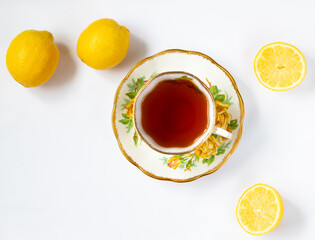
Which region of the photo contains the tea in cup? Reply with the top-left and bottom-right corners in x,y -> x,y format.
133,71 -> 232,154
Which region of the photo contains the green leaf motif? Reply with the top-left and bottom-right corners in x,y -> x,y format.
217,148 -> 225,155
203,155 -> 215,166
127,79 -> 137,92
184,161 -> 192,171
228,120 -> 238,130
137,76 -> 146,82
119,119 -> 130,125
161,156 -> 168,165
215,94 -> 225,102
133,130 -> 139,146
126,92 -> 137,99
121,98 -> 130,110
179,163 -> 186,169
208,156 -> 215,165
150,72 -> 157,78
210,86 -> 219,96
213,134 -> 221,141
127,120 -> 133,133
137,77 -> 145,91
122,113 -> 130,119
217,141 -> 232,155
180,75 -> 193,80
223,91 -> 233,105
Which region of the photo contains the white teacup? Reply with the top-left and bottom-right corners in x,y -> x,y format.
133,71 -> 232,155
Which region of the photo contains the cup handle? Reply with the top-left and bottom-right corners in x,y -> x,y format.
212,126 -> 233,139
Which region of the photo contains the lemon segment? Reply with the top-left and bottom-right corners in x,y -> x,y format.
77,18 -> 130,70
254,42 -> 306,91
236,184 -> 284,235
6,30 -> 59,87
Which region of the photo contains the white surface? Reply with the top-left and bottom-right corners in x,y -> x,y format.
0,0 -> 314,239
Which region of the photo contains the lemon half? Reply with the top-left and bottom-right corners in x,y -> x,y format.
254,42 -> 306,91
236,183 -> 284,235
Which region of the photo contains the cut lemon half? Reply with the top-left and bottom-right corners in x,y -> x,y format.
254,42 -> 306,91
236,184 -> 284,235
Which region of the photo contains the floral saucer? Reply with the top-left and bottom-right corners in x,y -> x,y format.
112,49 -> 244,182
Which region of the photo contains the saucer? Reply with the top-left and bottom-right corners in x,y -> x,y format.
112,49 -> 244,182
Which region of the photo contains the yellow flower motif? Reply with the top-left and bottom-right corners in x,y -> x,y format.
215,100 -> 232,130
167,157 -> 181,170
125,98 -> 135,119
195,135 -> 222,159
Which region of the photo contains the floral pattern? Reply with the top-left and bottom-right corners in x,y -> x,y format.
119,72 -> 157,146
167,156 -> 181,170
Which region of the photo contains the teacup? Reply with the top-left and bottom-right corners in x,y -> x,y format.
133,71 -> 232,155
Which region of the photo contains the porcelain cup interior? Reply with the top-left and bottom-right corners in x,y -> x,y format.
133,71 -> 216,155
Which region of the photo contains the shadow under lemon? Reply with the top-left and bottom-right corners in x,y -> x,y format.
272,198 -> 305,237
40,42 -> 77,88
108,32 -> 148,74
289,53 -> 315,93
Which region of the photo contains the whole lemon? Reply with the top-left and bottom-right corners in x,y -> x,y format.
6,30 -> 59,87
77,18 -> 130,70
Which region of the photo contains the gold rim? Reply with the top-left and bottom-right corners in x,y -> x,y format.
112,49 -> 245,183
133,71 -> 216,155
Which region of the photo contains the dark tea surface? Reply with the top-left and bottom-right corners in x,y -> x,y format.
141,79 -> 209,148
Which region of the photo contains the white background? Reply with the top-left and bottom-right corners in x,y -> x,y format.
0,0 -> 314,239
